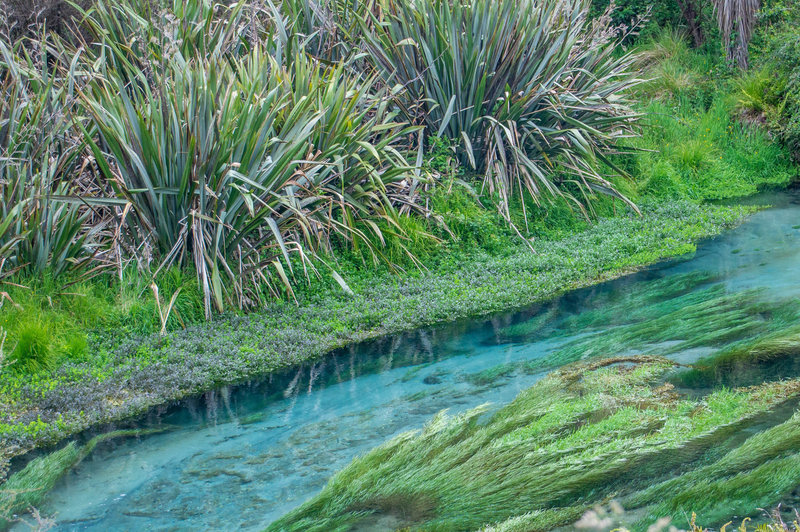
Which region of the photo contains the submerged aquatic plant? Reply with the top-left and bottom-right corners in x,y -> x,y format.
0,199 -> 754,459
676,325 -> 800,388
0,428 -> 165,526
502,270 -> 800,374
269,357 -> 800,531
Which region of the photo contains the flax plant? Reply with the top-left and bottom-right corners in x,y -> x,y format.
361,0 -> 642,222
281,0 -> 380,61
0,39 -> 98,279
77,0 -> 423,314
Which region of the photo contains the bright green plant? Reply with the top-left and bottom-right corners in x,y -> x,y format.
0,428 -> 166,526
735,67 -> 779,116
639,60 -> 700,99
361,0 -> 642,223
9,320 -> 55,374
634,27 -> 693,67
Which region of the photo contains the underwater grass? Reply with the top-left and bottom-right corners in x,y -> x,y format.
676,325 -> 800,388
0,428 -> 166,528
517,277 -> 800,372
494,270 -> 720,342
628,408 -> 800,528
268,357 -> 800,531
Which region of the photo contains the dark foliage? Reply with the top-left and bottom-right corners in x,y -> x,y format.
0,0 -> 91,40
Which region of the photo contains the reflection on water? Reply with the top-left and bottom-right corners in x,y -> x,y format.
31,190 -> 800,531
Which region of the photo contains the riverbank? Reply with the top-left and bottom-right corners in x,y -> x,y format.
0,198 -> 760,479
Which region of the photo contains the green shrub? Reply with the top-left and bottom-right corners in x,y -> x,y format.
640,60 -> 700,100
673,138 -> 716,173
635,27 -> 693,67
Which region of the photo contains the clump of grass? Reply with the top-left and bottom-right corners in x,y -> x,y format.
0,441 -> 80,528
642,60 -> 701,100
463,363 -> 517,387
361,0 -> 642,221
673,138 -> 716,173
8,321 -> 55,374
636,27 -> 692,67
735,68 -> 778,117
0,39 -> 97,282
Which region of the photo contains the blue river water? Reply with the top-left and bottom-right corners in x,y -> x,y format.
27,189 -> 800,531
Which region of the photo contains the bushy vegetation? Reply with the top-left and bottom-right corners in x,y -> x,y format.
360,0 -> 642,220
0,0 -> 643,310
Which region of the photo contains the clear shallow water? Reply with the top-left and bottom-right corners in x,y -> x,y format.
27,190 -> 800,531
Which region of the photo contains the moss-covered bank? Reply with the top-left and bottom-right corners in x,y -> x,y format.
0,199 -> 756,480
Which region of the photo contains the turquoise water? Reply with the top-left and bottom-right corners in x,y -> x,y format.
27,190 -> 800,531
